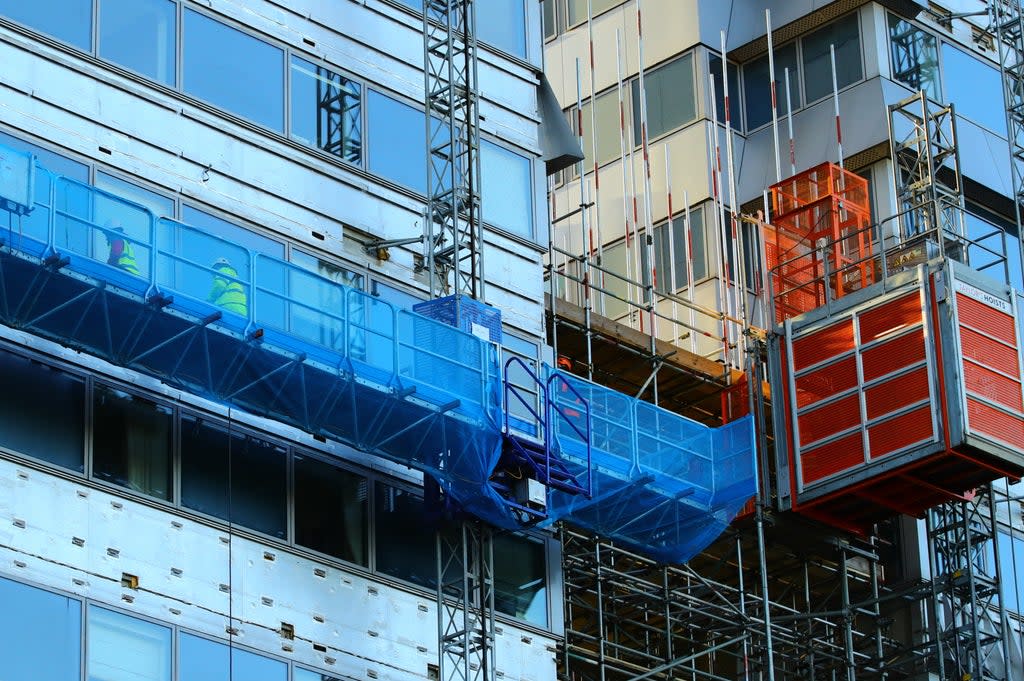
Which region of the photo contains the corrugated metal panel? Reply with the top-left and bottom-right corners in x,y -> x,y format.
966,398 -> 1024,450
868,406 -> 935,459
963,361 -> 1024,413
861,328 -> 926,382
798,393 -> 860,447
800,431 -> 865,485
792,319 -> 854,371
956,293 -> 1016,345
795,355 -> 857,408
864,367 -> 930,420
858,292 -> 921,344
959,326 -> 1020,377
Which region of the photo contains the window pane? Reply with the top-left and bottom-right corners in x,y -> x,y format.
88,606 -> 171,681
567,0 -> 620,25
0,0 -> 92,50
180,417 -> 288,538
290,57 -> 362,165
181,205 -> 285,258
888,15 -> 940,101
367,91 -> 426,193
598,240 -> 632,319
375,483 -> 437,588
543,0 -> 556,39
802,13 -> 862,103
709,55 -> 742,128
942,44 -> 1007,136
93,385 -> 173,500
0,130 -> 89,182
632,53 -> 696,141
494,534 -> 547,627
179,633 -> 287,681
0,576 -> 81,681
96,172 -> 174,219
372,280 -> 421,309
291,250 -> 363,289
183,9 -> 284,131
580,90 -> 622,169
477,0 -> 526,58
295,455 -> 369,565
742,43 -> 798,130
295,669 -> 345,681
0,349 -> 84,471
481,141 -> 534,238
99,0 -> 176,85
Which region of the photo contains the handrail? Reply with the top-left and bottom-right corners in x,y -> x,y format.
547,371 -> 593,498
503,355 -> 546,437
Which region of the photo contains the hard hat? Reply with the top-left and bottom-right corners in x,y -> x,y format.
213,257 -> 231,268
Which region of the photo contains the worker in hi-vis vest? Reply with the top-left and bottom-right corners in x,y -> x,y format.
105,223 -> 140,275
208,257 -> 248,316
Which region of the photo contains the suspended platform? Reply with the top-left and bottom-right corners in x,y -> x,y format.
0,144 -> 755,562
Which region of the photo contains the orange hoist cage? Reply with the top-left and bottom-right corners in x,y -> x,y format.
765,163 -> 874,324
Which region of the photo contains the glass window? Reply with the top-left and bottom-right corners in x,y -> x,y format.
0,130 -> 89,182
477,0 -> 526,58
295,669 -> 345,681
372,280 -> 421,309
802,13 -> 862,103
942,43 -> 1007,136
998,531 -> 1024,612
183,9 -> 284,131
0,349 -> 84,471
290,57 -> 362,165
888,15 -> 940,101
367,91 -> 426,193
631,53 -> 696,142
181,205 -> 285,258
88,606 -> 171,681
179,633 -> 287,681
597,239 -> 632,320
291,250 -> 363,289
180,417 -> 288,539
375,483 -> 437,588
580,90 -> 622,169
481,141 -> 534,238
567,0 -> 621,25
0,0 -> 92,50
99,0 -> 176,85
742,43 -> 798,130
543,0 -> 557,40
96,172 -> 175,219
0,576 -> 81,681
494,534 -> 547,627
965,203 -> 1022,290
295,454 -> 369,565
639,208 -> 705,294
709,55 -> 741,127
92,385 -> 173,501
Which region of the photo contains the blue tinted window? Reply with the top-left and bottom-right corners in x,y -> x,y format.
0,577 -> 81,681
88,606 -> 172,681
494,534 -> 547,627
375,483 -> 437,588
290,57 -> 362,165
481,141 -> 534,238
802,13 -> 862,103
99,0 -> 176,85
183,9 -> 284,131
295,669 -> 345,681
478,0 -> 526,58
942,44 -> 1007,136
96,172 -> 175,219
182,205 -> 284,258
367,91 -> 426,192
0,130 -> 89,182
180,633 -> 287,681
0,0 -> 92,50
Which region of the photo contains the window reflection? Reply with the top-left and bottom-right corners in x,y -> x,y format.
710,55 -> 742,127
802,13 -> 862,103
481,141 -> 534,239
494,534 -> 548,627
93,385 -> 174,501
477,0 -> 527,58
99,0 -> 176,85
375,483 -> 437,588
888,15 -> 940,101
0,0 -> 92,50
0,576 -> 81,681
183,9 -> 284,132
295,454 -> 369,565
942,44 -> 1007,136
631,54 -> 696,141
179,633 -> 287,681
290,57 -> 362,165
742,44 -> 798,130
88,606 -> 172,681
367,91 -> 427,193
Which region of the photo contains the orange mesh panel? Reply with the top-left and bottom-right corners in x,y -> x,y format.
956,293 -> 1016,345
796,356 -> 857,409
865,367 -> 931,420
966,398 -> 1024,450
859,292 -> 921,344
800,431 -> 864,484
868,406 -> 935,459
861,328 -> 926,382
959,326 -> 1020,378
963,361 -> 1024,413
792,319 -> 854,371
799,393 -> 861,447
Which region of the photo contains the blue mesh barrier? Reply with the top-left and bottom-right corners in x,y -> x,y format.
0,146 -> 756,560
545,370 -> 756,563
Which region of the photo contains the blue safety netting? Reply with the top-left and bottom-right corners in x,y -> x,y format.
545,370 -> 756,564
0,143 -> 756,561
